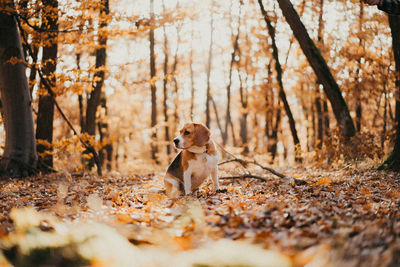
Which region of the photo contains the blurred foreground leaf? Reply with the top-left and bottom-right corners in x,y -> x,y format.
0,207 -> 292,267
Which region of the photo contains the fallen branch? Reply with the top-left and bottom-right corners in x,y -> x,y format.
215,141 -> 288,179
218,158 -> 286,179
219,174 -> 269,182
216,147 -> 307,186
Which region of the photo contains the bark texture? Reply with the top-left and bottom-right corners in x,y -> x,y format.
36,0 -> 58,172
0,8 -> 37,177
378,15 -> 400,171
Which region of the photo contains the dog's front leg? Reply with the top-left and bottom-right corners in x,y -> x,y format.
211,166 -> 220,192
183,168 -> 192,195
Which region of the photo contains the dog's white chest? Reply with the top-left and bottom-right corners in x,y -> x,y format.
187,153 -> 218,188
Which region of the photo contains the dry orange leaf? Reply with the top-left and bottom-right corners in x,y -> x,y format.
315,177 -> 333,186
116,213 -> 132,224
173,235 -> 194,250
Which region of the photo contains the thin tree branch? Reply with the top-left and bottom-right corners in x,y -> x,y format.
220,174 -> 269,182
0,10 -> 94,33
218,158 -> 286,179
216,142 -> 306,185
215,139 -> 285,179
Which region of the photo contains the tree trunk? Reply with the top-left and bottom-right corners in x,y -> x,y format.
239,112 -> 248,153
171,16 -> 181,138
267,103 -> 281,163
253,113 -> 259,151
311,96 -> 316,147
36,0 -> 58,172
264,63 -> 281,162
378,15 -> 400,171
0,6 -> 37,177
239,33 -> 250,154
76,53 -> 85,132
258,0 -> 302,162
315,94 -> 323,149
355,1 -> 364,132
85,0 -> 108,136
323,97 -> 329,137
162,0 -> 171,155
298,83 -> 312,152
210,96 -> 224,138
97,92 -> 112,171
315,0 -> 324,149
276,0 -> 356,139
84,0 -> 109,168
149,0 -> 158,163
223,1 -> 242,146
382,84 -> 388,149
205,0 -> 215,128
189,26 -> 195,121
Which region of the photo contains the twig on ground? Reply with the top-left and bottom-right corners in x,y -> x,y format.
219,174 -> 269,182
218,158 -> 286,179
216,145 -> 307,185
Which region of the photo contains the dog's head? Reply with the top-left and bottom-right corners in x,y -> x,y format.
173,123 -> 210,150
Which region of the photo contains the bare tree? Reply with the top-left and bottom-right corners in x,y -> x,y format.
76,53 -> 85,132
265,63 -> 281,162
315,0 -> 324,149
223,0 -> 242,146
239,32 -> 251,154
0,5 -> 37,177
189,26 -> 195,121
162,0 -> 171,155
171,12 -> 181,135
36,0 -> 58,172
149,0 -> 158,163
83,0 -> 109,168
355,1 -> 364,132
276,0 -> 356,139
97,92 -> 112,171
258,0 -> 302,162
205,0 -> 215,128
378,15 -> 400,171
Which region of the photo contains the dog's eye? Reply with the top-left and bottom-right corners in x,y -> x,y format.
184,131 -> 190,135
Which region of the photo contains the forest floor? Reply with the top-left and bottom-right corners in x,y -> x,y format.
0,163 -> 399,267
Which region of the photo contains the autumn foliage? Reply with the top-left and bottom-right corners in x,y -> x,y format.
0,0 -> 399,266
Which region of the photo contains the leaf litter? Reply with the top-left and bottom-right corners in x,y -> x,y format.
0,165 -> 399,266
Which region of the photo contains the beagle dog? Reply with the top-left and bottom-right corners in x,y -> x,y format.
164,123 -> 220,197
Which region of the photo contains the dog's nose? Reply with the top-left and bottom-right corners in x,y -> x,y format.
173,139 -> 179,145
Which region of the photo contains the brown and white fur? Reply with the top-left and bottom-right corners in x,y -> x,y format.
164,123 -> 220,198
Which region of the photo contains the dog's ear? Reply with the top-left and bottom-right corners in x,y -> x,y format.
194,123 -> 210,147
